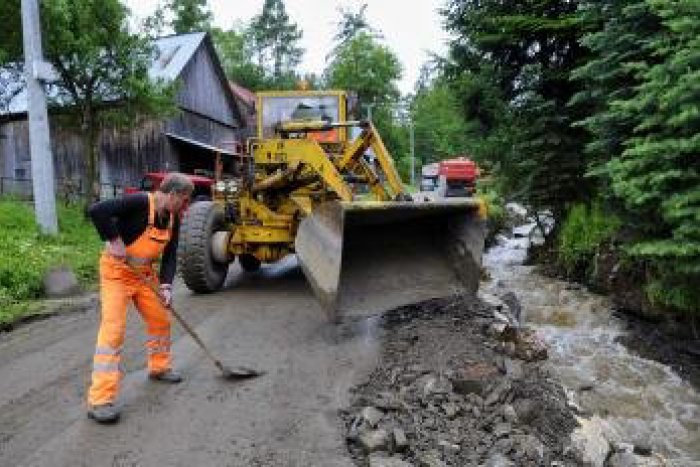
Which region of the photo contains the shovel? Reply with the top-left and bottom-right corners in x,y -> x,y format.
126,263 -> 263,380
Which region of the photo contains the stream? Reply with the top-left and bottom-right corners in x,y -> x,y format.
481,223 -> 700,466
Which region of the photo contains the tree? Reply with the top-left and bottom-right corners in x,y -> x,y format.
41,0 -> 175,207
571,1 -> 663,185
324,32 -> 404,160
442,0 -> 591,227
249,0 -> 304,89
169,0 -> 212,34
329,3 -> 381,59
211,26 -> 267,90
411,80 -> 470,165
0,0 -> 23,115
606,0 -> 700,312
325,32 -> 401,110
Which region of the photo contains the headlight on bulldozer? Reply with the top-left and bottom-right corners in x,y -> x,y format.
227,180 -> 239,193
215,181 -> 227,192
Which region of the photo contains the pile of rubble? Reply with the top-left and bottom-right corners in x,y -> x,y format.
341,293 -> 578,467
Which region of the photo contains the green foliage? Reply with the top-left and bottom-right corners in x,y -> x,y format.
168,0 -> 212,34
325,32 -> 402,108
558,203 -> 621,275
479,185 -> 507,238
411,80 -> 471,164
212,26 -> 268,91
248,0 -> 304,88
602,0 -> 700,313
442,0 -> 591,224
0,199 -> 102,325
0,0 -> 23,115
41,0 -> 176,207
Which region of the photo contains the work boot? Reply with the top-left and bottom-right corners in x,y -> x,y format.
87,403 -> 120,424
148,369 -> 183,383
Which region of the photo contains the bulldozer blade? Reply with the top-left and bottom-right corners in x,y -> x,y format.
295,199 -> 486,321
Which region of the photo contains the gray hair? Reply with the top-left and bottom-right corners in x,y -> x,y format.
158,172 -> 194,195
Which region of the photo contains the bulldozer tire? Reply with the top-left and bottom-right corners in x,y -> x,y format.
238,254 -> 261,272
178,201 -> 228,293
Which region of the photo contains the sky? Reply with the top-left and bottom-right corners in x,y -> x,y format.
124,0 -> 451,95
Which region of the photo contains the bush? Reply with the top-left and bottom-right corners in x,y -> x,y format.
478,184 -> 507,241
0,199 -> 102,324
558,202 -> 621,276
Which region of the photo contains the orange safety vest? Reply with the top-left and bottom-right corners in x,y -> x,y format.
123,192 -> 173,266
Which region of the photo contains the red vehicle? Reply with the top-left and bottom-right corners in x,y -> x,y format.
437,157 -> 479,197
124,172 -> 214,202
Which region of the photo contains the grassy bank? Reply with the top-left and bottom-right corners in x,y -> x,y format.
0,199 -> 102,325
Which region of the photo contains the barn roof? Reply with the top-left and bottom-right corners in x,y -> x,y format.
1,32 -> 210,117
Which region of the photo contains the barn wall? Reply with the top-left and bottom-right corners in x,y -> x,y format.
177,45 -> 238,127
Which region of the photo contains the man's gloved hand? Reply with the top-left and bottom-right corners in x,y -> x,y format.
158,283 -> 173,307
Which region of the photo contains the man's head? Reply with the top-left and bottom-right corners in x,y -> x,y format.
158,172 -> 194,213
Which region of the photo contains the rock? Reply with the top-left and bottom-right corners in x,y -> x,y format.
371,391 -> 404,411
368,455 -> 413,467
43,266 -> 80,298
493,310 -> 511,324
392,428 -> 408,452
608,452 -> 665,467
515,434 -> 544,462
489,322 -> 509,338
512,399 -> 538,424
499,291 -> 522,325
506,202 -> 528,219
416,451 -> 446,467
496,357 -> 524,380
512,328 -> 548,362
451,363 -> 499,396
483,452 -> 515,467
501,404 -> 518,424
359,429 -> 390,453
422,375 -> 453,397
479,291 -> 506,310
492,422 -> 512,438
485,380 -> 512,406
441,402 -> 460,419
569,417 -> 611,467
361,406 -> 384,428
437,439 -> 460,453
633,444 -> 653,456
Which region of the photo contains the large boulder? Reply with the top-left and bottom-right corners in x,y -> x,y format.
43,266 -> 80,298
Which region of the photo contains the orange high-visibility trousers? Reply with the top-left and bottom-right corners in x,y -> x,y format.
88,193 -> 173,406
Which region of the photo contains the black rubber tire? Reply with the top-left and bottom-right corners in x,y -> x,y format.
238,254 -> 261,272
178,201 -> 228,293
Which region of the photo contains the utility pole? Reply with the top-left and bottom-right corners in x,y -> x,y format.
21,0 -> 58,234
364,102 -> 375,121
409,120 -> 415,186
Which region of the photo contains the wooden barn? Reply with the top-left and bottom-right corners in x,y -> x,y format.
0,32 -> 248,198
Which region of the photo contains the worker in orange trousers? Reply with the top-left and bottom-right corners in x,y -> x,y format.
86,173 -> 193,424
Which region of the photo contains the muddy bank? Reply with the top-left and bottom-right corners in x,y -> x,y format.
340,294 -> 582,466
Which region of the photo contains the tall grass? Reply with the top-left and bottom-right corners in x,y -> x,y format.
0,199 -> 103,325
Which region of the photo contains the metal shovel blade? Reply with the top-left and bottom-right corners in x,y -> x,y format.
295,199 -> 486,321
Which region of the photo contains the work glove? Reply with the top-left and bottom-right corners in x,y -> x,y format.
158,283 -> 173,307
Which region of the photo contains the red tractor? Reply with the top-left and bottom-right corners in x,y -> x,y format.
124,172 -> 214,202
437,157 -> 480,197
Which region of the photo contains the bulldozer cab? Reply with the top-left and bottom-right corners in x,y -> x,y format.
257,90 -> 348,143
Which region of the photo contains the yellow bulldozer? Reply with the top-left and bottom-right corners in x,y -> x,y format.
177,90 -> 486,321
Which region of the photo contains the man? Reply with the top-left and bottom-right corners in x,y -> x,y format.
86,172 -> 194,424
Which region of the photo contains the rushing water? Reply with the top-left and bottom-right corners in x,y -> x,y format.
482,226 -> 700,466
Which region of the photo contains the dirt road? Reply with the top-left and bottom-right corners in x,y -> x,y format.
0,257 -> 380,467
